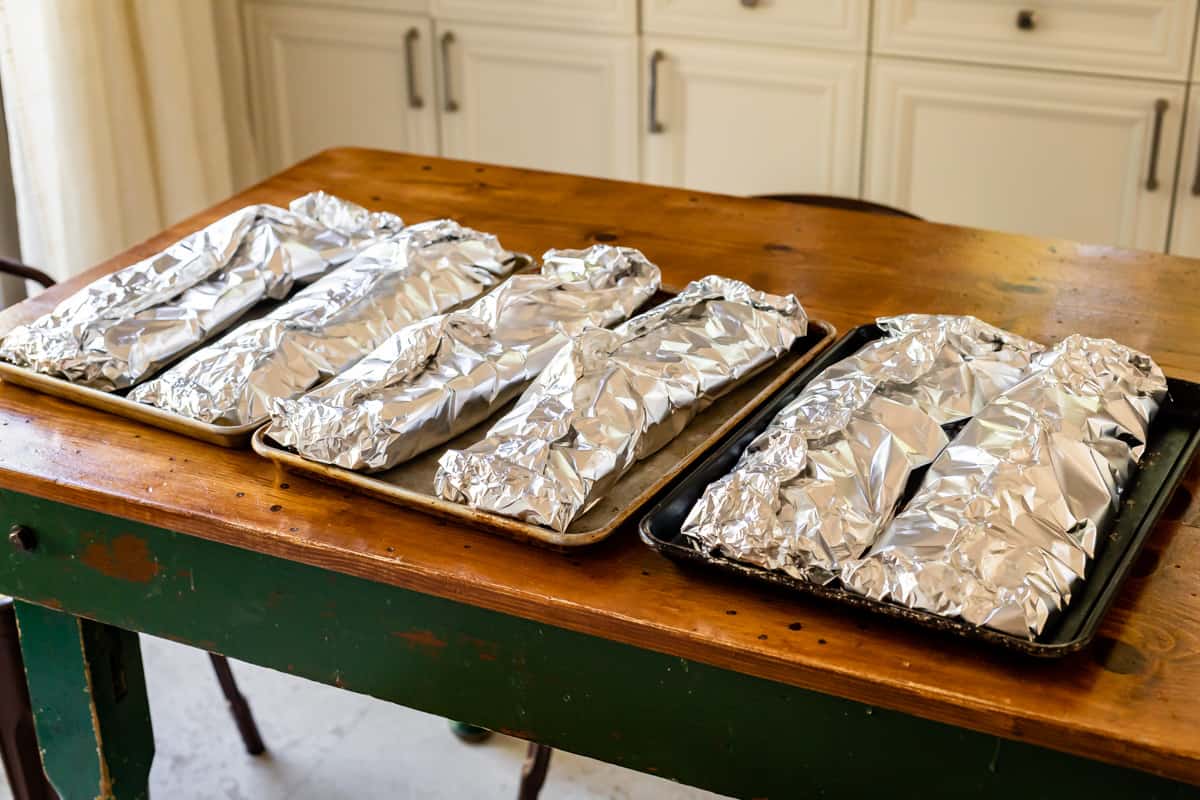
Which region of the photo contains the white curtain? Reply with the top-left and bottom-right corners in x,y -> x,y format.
0,0 -> 260,281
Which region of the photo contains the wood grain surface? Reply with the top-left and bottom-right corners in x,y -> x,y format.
0,149 -> 1198,783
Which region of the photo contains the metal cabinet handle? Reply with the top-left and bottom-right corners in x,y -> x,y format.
1016,9 -> 1037,30
440,31 -> 459,113
1146,98 -> 1168,191
404,28 -> 424,110
1191,130 -> 1200,195
648,50 -> 666,134
740,0 -> 761,7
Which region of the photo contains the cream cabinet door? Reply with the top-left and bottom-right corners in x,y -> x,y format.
435,22 -> 638,180
244,3 -> 438,172
640,38 -> 864,197
865,59 -> 1183,250
1169,91 -> 1200,256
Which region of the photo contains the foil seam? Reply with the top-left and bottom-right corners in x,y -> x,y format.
434,275 -> 808,532
130,219 -> 519,426
266,244 -> 662,472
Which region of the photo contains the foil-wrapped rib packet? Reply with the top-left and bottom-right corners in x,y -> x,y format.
842,334 -> 1167,639
681,315 -> 1043,584
130,220 -> 520,426
435,275 -> 808,532
267,245 -> 661,471
0,192 -> 402,390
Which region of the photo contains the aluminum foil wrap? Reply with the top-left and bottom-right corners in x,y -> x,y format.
266,245 -> 661,471
842,335 -> 1167,638
0,192 -> 402,390
681,315 -> 1043,584
130,220 -> 520,426
435,276 -> 808,532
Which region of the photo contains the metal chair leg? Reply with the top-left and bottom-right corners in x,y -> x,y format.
517,743 -> 552,800
208,653 -> 266,756
0,598 -> 56,800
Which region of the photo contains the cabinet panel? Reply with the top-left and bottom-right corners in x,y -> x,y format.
874,0 -> 1198,81
249,0 -> 431,12
1169,91 -> 1200,256
643,0 -> 868,51
641,38 -> 864,196
865,59 -> 1183,250
432,0 -> 636,34
435,23 -> 638,180
244,3 -> 438,172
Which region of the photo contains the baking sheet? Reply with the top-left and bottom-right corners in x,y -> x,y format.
0,254 -> 534,447
252,318 -> 838,547
637,325 -> 1200,656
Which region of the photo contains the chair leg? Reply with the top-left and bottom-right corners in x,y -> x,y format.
0,599 -> 56,800
517,743 -> 552,800
208,653 -> 266,756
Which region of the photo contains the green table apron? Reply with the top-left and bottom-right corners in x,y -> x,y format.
1,489 -> 1195,800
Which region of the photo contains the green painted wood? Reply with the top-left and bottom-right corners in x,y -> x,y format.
0,488 -> 1195,799
14,601 -> 153,800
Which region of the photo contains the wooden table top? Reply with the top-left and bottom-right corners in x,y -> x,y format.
1,148 -> 1198,784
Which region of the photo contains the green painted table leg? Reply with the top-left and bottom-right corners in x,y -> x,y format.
14,602 -> 153,800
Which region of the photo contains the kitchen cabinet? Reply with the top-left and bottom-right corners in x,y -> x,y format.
233,0 -> 1200,252
434,21 -> 638,180
642,0 -> 868,51
874,0 -> 1197,82
431,0 -> 637,34
1170,90 -> 1200,256
244,3 -> 438,173
865,58 -> 1184,250
640,38 -> 864,196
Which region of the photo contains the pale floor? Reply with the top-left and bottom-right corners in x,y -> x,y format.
3,634 -> 727,800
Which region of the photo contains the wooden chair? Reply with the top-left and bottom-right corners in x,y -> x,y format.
754,193 -> 923,220
0,261 -> 266,800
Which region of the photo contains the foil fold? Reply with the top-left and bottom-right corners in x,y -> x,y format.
681,315 -> 1043,584
0,192 -> 402,390
842,334 -> 1167,638
130,220 -> 520,426
435,275 -> 807,532
266,245 -> 661,471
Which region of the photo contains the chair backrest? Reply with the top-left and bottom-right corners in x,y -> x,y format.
0,258 -> 54,289
754,194 -> 922,220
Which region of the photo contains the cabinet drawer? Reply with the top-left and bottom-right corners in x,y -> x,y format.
643,0 -> 868,51
874,0 -> 1198,81
249,0 -> 431,11
431,0 -> 636,34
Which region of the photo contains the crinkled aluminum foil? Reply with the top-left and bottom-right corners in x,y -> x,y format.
435,275 -> 807,532
266,245 -> 661,471
681,315 -> 1043,584
130,220 -> 520,426
842,334 -> 1167,639
0,192 -> 402,390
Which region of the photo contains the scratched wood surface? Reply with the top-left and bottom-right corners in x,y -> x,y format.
0,148 -> 1198,784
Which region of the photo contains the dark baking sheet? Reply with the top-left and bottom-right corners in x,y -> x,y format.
638,324 -> 1200,657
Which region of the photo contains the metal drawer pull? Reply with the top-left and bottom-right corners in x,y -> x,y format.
404,28 -> 424,110
1191,127 -> 1200,195
648,50 -> 666,134
740,0 -> 761,7
440,31 -> 459,113
1146,98 -> 1168,192
1016,9 -> 1037,30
